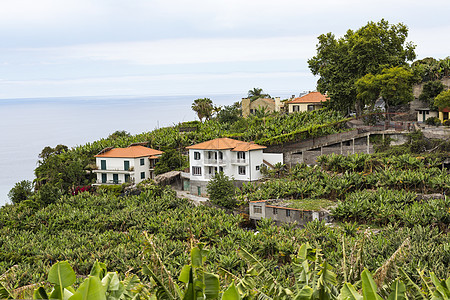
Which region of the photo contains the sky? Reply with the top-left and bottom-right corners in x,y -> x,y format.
0,0 -> 450,99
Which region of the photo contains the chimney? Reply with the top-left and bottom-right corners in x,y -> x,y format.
275,97 -> 281,112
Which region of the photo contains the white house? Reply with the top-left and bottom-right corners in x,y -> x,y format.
93,145 -> 163,185
185,138 -> 268,195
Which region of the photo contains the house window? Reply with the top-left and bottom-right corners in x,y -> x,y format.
256,165 -> 260,171
238,166 -> 246,175
140,158 -> 145,166
219,166 -> 224,173
100,160 -> 106,170
113,174 -> 119,184
125,174 -> 130,183
307,104 -> 315,111
253,205 -> 262,214
101,173 -> 107,183
237,151 -> 245,160
293,105 -> 300,112
124,160 -> 130,171
141,172 -> 145,179
286,210 -> 291,217
273,208 -> 278,215
219,151 -> 223,160
194,152 -> 201,160
192,166 -> 202,176
209,166 -> 217,174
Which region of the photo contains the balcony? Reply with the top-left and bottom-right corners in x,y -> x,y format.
93,180 -> 123,185
93,168 -> 134,174
204,158 -> 226,165
204,173 -> 217,179
231,159 -> 248,165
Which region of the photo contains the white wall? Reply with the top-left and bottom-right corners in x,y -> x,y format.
416,110 -> 438,122
263,153 -> 283,167
95,156 -> 152,184
189,148 -> 264,182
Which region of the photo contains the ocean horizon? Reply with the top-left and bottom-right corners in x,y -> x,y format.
0,93 -> 256,205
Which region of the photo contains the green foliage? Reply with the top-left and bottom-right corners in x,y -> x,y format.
207,172 -> 236,208
356,66 -> 415,112
419,81 -> 445,109
107,130 -> 131,140
7,180 -> 33,204
248,87 -> 270,101
434,90 -> 450,110
425,116 -> 442,126
191,98 -> 218,122
33,261 -> 146,300
154,149 -> 188,175
216,102 -> 241,124
412,56 -> 450,82
308,19 -> 416,114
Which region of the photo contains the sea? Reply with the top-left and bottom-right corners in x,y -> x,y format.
0,93 -> 244,206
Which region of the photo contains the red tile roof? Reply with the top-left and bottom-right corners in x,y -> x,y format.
441,107 -> 450,112
288,92 -> 328,104
186,138 -> 266,151
95,145 -> 163,158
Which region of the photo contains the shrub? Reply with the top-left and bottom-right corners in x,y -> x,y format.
206,172 -> 236,208
8,180 -> 33,204
425,116 -> 441,126
443,119 -> 450,126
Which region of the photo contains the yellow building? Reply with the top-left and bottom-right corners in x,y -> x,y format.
287,92 -> 327,113
438,107 -> 450,123
241,97 -> 282,117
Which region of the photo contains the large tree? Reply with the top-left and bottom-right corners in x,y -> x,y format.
247,87 -> 270,101
308,19 -> 416,116
434,90 -> 450,110
419,80 -> 445,110
356,66 -> 415,115
191,98 -> 218,122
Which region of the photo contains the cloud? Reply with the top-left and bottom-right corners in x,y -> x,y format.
19,36 -> 317,66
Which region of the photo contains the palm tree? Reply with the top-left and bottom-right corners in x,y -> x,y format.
248,87 -> 270,101
191,98 -> 214,122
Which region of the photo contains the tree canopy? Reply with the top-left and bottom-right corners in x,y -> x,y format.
434,90 -> 450,110
191,98 -> 219,122
356,66 -> 415,113
419,80 -> 445,110
308,19 -> 416,115
247,87 -> 271,101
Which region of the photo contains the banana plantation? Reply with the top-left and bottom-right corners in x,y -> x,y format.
2,108 -> 449,299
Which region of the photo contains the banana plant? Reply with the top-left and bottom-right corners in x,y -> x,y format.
32,261 -> 146,300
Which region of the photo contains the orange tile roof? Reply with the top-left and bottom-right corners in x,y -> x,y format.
288,92 -> 328,104
95,145 -> 163,158
186,137 -> 266,151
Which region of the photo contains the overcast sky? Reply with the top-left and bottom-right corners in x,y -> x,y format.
0,0 -> 449,99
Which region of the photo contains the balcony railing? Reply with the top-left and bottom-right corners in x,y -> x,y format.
231,159 -> 248,165
204,159 -> 225,165
96,180 -> 123,185
93,168 -> 134,173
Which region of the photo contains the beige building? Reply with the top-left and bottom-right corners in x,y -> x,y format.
241,97 -> 282,117
287,92 -> 327,113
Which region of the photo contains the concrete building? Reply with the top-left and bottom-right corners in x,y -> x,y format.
249,200 -> 329,226
416,108 -> 439,123
287,92 -> 327,113
185,138 -> 267,195
93,145 -> 163,185
241,97 -> 282,118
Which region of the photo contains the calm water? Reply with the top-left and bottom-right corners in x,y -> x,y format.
0,94 -> 241,205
